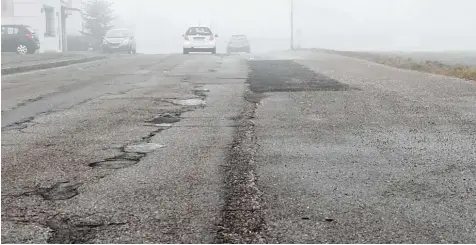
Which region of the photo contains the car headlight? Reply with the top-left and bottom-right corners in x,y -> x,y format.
122,39 -> 130,45
102,39 -> 108,45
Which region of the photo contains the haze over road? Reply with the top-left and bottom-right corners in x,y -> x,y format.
2,50 -> 475,243
110,0 -> 476,52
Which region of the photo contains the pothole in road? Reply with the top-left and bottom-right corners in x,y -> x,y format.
124,143 -> 166,153
89,152 -> 145,170
38,181 -> 83,201
170,98 -> 206,106
147,113 -> 181,124
46,215 -> 126,244
192,87 -> 210,99
89,160 -> 138,169
88,87 -> 208,176
122,152 -> 144,160
193,87 -> 210,92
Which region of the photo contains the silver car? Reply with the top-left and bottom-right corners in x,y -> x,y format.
226,35 -> 250,54
102,29 -> 137,54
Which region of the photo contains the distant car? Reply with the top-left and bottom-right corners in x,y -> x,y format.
102,29 -> 136,54
182,26 -> 217,54
227,35 -> 250,54
1,25 -> 40,54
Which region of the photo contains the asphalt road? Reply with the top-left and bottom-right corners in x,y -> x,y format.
2,51 -> 475,243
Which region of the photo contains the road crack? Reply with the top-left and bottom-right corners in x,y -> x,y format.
216,95 -> 267,244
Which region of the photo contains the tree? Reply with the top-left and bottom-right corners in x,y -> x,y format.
81,0 -> 114,42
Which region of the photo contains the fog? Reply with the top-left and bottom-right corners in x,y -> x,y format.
111,0 -> 476,53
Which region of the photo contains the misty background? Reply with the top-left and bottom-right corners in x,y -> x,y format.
93,0 -> 476,53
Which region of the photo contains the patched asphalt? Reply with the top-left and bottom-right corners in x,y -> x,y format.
2,50 -> 475,243
251,51 -> 476,243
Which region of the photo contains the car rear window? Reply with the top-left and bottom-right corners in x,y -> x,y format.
187,27 -> 212,35
105,29 -> 130,38
232,36 -> 247,40
230,36 -> 248,43
25,26 -> 35,33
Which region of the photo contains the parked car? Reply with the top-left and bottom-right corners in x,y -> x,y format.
182,26 -> 218,54
102,28 -> 136,54
1,25 -> 40,54
227,35 -> 250,54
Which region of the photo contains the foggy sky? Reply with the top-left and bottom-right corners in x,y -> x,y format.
111,0 -> 476,53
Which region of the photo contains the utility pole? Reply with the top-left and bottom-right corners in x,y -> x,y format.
290,0 -> 294,50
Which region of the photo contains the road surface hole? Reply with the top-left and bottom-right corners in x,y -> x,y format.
193,88 -> 210,92
325,218 -> 334,222
89,160 -> 138,169
154,123 -> 173,127
38,182 -> 82,201
172,99 -> 206,106
147,115 -> 180,124
122,152 -> 145,160
124,143 -> 166,153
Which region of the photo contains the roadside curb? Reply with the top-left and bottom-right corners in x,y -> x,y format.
1,55 -> 108,75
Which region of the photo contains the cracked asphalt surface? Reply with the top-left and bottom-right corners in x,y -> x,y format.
2,51 -> 476,243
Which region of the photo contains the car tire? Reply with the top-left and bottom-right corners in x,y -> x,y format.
211,47 -> 216,54
132,48 -> 137,54
183,48 -> 189,55
16,44 -> 28,55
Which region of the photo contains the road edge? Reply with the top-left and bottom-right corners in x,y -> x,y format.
1,55 -> 108,75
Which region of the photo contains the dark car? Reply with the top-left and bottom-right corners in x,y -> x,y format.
101,29 -> 137,54
226,35 -> 250,54
1,25 -> 40,54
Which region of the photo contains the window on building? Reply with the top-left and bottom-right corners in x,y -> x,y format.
44,6 -> 55,37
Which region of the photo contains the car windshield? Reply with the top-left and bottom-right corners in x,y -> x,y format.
187,27 -> 212,35
105,30 -> 129,38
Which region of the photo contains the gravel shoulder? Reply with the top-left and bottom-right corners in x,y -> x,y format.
316,49 -> 476,81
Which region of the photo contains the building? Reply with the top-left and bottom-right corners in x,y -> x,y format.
65,0 -> 81,35
1,0 -> 81,52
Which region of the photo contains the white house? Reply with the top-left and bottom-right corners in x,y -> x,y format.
1,0 -> 82,52
65,0 -> 81,35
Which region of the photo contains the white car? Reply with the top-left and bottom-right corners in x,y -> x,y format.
182,26 -> 218,54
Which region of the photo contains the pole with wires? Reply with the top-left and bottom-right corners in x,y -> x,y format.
290,0 -> 294,50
